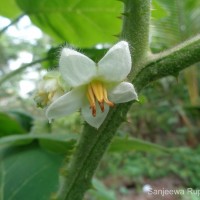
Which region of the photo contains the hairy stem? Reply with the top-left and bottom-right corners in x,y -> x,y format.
55,102 -> 133,200
134,34 -> 200,91
55,33 -> 200,200
121,0 -> 151,77
55,1 -> 151,200
55,2 -> 200,200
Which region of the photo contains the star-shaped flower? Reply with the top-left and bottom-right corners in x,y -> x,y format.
46,41 -> 138,129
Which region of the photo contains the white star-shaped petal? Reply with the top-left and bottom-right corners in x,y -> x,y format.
46,41 -> 138,129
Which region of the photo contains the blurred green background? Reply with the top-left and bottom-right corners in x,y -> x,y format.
0,0 -> 200,200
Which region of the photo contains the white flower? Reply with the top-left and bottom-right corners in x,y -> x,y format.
34,71 -> 65,108
46,41 -> 138,129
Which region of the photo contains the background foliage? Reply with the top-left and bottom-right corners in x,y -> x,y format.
0,0 -> 200,200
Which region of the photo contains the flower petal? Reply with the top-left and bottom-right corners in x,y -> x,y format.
82,102 -> 109,129
42,79 -> 58,92
46,87 -> 85,120
59,48 -> 97,87
98,41 -> 131,82
109,82 -> 138,103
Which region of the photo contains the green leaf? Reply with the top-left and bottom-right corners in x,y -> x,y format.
109,137 -> 171,153
151,0 -> 200,51
0,0 -> 21,18
0,112 -> 26,137
8,110 -> 34,132
0,133 -> 78,153
0,143 -> 63,200
39,134 -> 77,154
151,1 -> 168,19
16,0 -> 122,47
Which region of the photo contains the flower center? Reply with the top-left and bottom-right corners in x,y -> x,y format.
86,80 -> 114,117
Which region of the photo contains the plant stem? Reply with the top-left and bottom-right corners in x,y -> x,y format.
55,33 -> 200,200
134,34 -> 200,91
121,0 -> 151,77
185,65 -> 199,105
55,103 -> 133,200
0,13 -> 25,36
55,1 -> 151,200
0,57 -> 49,86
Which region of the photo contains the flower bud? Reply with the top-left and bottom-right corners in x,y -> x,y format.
34,71 -> 66,108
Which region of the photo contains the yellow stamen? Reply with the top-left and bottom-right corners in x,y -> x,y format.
91,81 -> 104,103
103,88 -> 114,107
87,85 -> 96,117
98,101 -> 104,112
86,80 -> 114,117
48,92 -> 54,100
